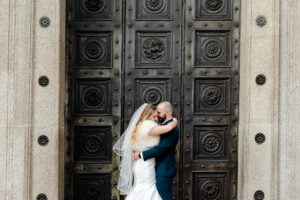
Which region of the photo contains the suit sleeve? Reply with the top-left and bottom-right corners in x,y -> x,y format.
142,128 -> 179,161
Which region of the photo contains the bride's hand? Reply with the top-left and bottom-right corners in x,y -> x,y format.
132,151 -> 140,160
171,118 -> 178,127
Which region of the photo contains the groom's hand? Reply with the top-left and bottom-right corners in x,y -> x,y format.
132,151 -> 140,160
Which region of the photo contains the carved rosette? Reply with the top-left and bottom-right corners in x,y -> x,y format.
38,76 -> 49,87
38,135 -> 49,146
84,0 -> 105,13
142,38 -> 165,61
82,87 -> 104,108
201,180 -> 221,199
205,0 -> 223,12
255,133 -> 265,144
145,0 -> 165,13
256,74 -> 266,85
256,16 -> 267,27
202,86 -> 223,107
39,17 -> 51,28
143,87 -> 163,105
83,136 -> 102,154
203,40 -> 223,60
82,182 -> 103,199
84,40 -> 105,61
36,193 -> 47,200
202,132 -> 222,154
254,190 -> 265,200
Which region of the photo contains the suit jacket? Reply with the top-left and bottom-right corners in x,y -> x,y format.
142,118 -> 179,177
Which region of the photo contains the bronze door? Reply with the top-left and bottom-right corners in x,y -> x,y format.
182,0 -> 240,199
65,0 -> 240,199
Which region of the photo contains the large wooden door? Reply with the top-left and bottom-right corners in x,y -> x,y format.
65,0 -> 240,199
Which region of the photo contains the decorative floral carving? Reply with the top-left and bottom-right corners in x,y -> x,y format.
201,180 -> 220,199
143,87 -> 163,105
143,38 -> 165,61
256,74 -> 266,85
38,135 -> 49,146
255,133 -> 265,144
85,0 -> 105,13
202,86 -> 223,107
39,17 -> 51,28
145,0 -> 164,12
83,87 -> 104,107
36,193 -> 48,200
205,0 -> 223,11
84,41 -> 105,61
202,132 -> 222,153
254,190 -> 265,200
204,40 -> 223,59
38,76 -> 49,87
82,182 -> 102,199
256,16 -> 267,27
83,136 -> 102,154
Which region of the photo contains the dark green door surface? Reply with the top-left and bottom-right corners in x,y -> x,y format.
65,0 -> 240,199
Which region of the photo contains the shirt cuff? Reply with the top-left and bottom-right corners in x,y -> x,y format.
140,152 -> 144,160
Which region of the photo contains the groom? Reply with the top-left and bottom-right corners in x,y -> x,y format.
133,101 -> 179,200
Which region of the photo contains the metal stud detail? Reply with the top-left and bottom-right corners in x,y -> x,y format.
255,133 -> 265,144
36,193 -> 48,200
39,17 -> 51,28
254,190 -> 264,200
256,74 -> 266,85
38,76 -> 49,87
256,16 -> 267,27
38,135 -> 49,146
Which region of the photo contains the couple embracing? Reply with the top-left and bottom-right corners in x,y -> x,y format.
113,101 -> 179,200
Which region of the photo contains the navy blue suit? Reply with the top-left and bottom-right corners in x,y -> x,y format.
142,118 -> 179,200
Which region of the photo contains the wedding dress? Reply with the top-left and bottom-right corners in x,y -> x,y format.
125,120 -> 162,200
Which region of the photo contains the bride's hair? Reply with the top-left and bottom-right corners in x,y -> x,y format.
131,104 -> 156,144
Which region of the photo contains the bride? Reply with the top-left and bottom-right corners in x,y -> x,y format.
113,103 -> 178,200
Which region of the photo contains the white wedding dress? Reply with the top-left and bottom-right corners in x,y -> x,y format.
125,120 -> 162,200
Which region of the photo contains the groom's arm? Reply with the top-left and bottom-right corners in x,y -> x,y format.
141,128 -> 179,161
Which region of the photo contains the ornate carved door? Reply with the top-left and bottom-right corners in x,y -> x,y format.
65,0 -> 122,199
182,0 -> 240,199
65,0 -> 240,199
123,0 -> 183,198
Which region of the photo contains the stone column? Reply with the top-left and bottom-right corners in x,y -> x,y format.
279,0 -> 300,199
238,0 -> 280,199
0,0 -> 65,199
0,0 -> 34,198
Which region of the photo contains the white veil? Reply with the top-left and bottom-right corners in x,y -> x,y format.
112,103 -> 148,195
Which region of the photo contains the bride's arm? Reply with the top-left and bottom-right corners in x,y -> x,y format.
148,118 -> 178,136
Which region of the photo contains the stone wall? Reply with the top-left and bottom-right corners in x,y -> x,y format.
238,0 -> 280,199
279,0 -> 300,199
0,0 -> 65,199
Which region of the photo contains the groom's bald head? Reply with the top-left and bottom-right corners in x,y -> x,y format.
157,101 -> 173,112
156,101 -> 173,122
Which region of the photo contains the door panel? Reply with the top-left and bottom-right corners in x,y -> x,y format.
65,0 -> 122,199
65,0 -> 240,199
123,1 -> 183,199
183,0 -> 240,199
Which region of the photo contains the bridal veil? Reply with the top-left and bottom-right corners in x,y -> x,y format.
112,103 -> 148,195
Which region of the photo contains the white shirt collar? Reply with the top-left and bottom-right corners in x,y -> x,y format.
162,118 -> 172,125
